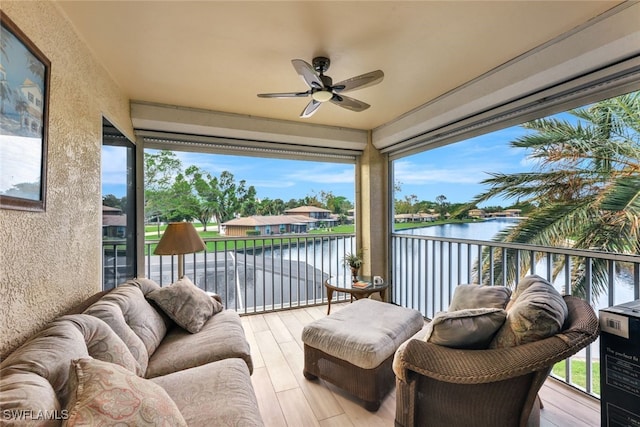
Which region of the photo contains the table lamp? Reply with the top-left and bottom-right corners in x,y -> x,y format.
154,222 -> 206,278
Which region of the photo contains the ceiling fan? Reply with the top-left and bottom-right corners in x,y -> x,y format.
257,57 -> 384,118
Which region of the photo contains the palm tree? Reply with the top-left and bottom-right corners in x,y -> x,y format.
468,91 -> 640,301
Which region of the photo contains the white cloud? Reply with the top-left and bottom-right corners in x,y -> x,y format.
253,179 -> 295,189
283,164 -> 355,184
394,159 -> 490,185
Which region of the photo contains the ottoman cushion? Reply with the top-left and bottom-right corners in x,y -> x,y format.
301,299 -> 424,369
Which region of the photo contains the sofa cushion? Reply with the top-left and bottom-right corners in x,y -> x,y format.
83,296 -> 149,376
85,284 -> 169,360
64,358 -> 187,427
491,274 -> 568,348
146,310 -> 253,378
61,314 -> 139,374
151,358 -> 264,427
0,317 -> 91,407
448,284 -> 512,311
147,276 -> 222,334
0,314 -> 141,420
424,308 -> 507,349
127,277 -> 164,296
0,371 -> 61,426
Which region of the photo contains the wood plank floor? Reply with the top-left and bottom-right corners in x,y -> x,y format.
243,303 -> 600,427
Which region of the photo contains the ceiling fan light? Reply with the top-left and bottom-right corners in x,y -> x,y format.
311,90 -> 333,103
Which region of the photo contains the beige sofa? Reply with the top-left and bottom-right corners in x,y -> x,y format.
0,278 -> 264,426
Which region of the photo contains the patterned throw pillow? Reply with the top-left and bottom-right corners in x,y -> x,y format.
63,358 -> 187,427
448,284 -> 512,311
490,274 -> 568,348
146,277 -> 222,333
424,308 -> 507,349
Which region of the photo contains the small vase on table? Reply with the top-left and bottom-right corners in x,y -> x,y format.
350,266 -> 359,282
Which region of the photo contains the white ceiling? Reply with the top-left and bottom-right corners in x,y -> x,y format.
56,1 -> 623,132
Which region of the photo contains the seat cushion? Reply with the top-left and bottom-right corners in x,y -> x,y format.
301,299 -> 424,369
146,310 -> 253,378
151,358 -> 264,427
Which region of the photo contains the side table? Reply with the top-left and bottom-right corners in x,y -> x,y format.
324,275 -> 387,314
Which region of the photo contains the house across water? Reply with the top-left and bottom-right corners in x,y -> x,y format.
222,206 -> 339,236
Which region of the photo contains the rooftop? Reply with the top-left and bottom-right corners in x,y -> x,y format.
223,215 -> 316,227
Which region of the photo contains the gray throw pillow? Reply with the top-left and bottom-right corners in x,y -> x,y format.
490,274 -> 568,348
424,308 -> 507,349
448,284 -> 512,311
147,277 -> 221,333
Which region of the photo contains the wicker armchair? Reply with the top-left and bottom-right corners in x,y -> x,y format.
394,295 -> 599,427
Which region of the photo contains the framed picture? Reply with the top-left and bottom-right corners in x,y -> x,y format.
0,11 -> 50,212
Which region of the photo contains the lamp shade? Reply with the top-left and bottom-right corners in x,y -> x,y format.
154,222 -> 206,255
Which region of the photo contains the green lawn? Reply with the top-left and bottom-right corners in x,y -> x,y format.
552,359 -> 600,395
144,222 -> 217,234
142,219 -> 481,254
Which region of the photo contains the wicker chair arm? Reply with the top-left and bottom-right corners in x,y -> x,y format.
397,296 -> 599,385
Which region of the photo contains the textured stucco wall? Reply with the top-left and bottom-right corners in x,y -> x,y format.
0,1 -> 134,357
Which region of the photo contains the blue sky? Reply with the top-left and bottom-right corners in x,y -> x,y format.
102,124 -> 534,207
394,126 -> 534,206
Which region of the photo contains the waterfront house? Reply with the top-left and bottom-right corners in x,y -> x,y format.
285,205 -> 339,227
468,209 -> 487,219
1,2 -> 638,424
222,214 -> 317,237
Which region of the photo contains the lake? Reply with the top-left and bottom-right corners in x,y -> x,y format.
396,218 -> 636,310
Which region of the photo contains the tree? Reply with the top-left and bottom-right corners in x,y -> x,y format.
395,194 -> 418,214
257,198 -> 286,215
144,150 -> 182,227
469,92 -> 640,300
0,78 -> 11,115
186,167 -> 253,232
163,173 -> 200,222
145,150 -> 182,192
435,194 -> 450,218
236,180 -> 258,217
318,191 -> 352,214
13,91 -> 28,129
0,28 -> 12,115
102,194 -> 125,210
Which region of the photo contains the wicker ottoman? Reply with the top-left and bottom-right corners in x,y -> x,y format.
301,299 -> 424,411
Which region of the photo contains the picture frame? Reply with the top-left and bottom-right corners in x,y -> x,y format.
0,11 -> 50,212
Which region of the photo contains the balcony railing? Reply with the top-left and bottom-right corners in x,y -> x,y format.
392,232 -> 640,398
142,234 -> 358,314
103,231 -> 640,398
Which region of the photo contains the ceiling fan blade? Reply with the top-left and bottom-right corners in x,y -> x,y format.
330,94 -> 370,112
332,70 -> 384,93
292,59 -> 323,89
257,91 -> 309,98
300,99 -> 321,118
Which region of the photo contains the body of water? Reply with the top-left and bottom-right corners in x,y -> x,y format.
396,218 -> 636,311
399,218 -> 521,241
